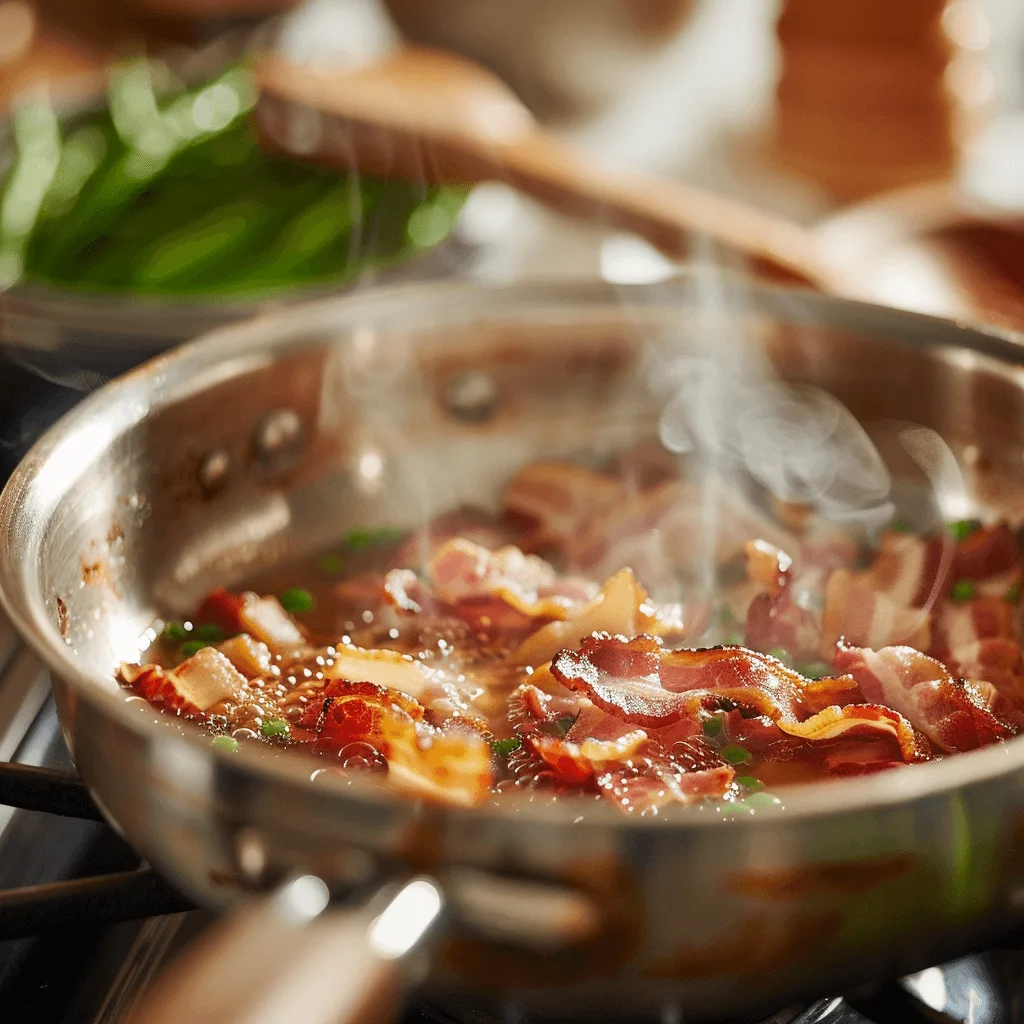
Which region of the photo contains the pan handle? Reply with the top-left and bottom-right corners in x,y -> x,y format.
125,875 -> 444,1024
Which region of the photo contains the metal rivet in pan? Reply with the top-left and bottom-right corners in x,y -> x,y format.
444,371 -> 499,423
255,409 -> 304,471
198,449 -> 230,495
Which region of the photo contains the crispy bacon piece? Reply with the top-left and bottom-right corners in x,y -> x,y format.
819,569 -> 930,660
956,524 -> 1020,581
378,712 -> 492,808
572,480 -> 798,582
429,539 -> 594,614
513,569 -> 682,667
745,539 -> 792,598
867,530 -> 953,608
777,704 -> 929,763
525,731 -> 650,785
502,462 -> 622,553
217,634 -> 272,679
195,588 -> 249,635
596,763 -> 735,814
932,597 -> 1016,657
120,647 -> 248,716
195,589 -> 305,652
324,642 -> 436,699
834,642 -> 1018,752
385,539 -> 596,641
392,506 -> 513,569
549,633 -> 812,726
297,679 -> 491,806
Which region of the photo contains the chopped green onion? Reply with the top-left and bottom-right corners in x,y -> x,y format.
721,744 -> 751,765
260,718 -> 289,739
951,579 -> 975,603
163,621 -> 189,642
948,519 -> 980,542
767,647 -> 792,665
890,520 -> 912,534
211,736 -> 239,753
492,736 -> 521,758
280,587 -> 315,614
1007,584 -> 1021,604
180,639 -> 213,658
317,552 -> 346,575
722,632 -> 745,646
344,526 -> 406,551
702,715 -> 724,737
735,775 -> 763,789
799,661 -> 832,680
191,623 -> 226,642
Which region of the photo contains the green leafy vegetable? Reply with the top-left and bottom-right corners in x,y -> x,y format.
3,60 -> 468,298
211,736 -> 239,753
734,775 -> 763,789
344,526 -> 406,551
162,621 -> 188,642
260,719 -> 290,739
767,647 -> 792,665
951,579 -> 975,603
280,588 -> 315,614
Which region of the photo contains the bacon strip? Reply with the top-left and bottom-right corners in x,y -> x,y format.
955,524 -> 1020,581
525,731 -> 650,785
513,569 -> 682,667
502,462 -> 622,552
834,642 -> 1019,752
120,647 -> 248,716
596,763 -> 735,814
385,539 -> 596,641
867,529 -> 952,608
820,570 -> 930,660
297,679 -> 491,807
777,704 -> 928,763
549,634 -> 813,725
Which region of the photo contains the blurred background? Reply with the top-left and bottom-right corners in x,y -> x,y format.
1,0 -> 1024,382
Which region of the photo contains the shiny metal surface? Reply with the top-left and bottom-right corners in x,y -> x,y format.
5,277 -> 1024,1020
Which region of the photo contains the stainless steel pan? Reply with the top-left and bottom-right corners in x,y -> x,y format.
4,276 -> 1024,1023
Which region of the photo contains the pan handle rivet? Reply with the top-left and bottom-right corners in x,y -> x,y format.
198,449 -> 231,495
444,372 -> 499,423
255,409 -> 304,470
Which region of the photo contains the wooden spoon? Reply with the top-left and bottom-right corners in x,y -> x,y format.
254,48 -> 823,288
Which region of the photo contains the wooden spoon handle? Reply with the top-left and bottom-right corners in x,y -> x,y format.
498,132 -> 821,286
